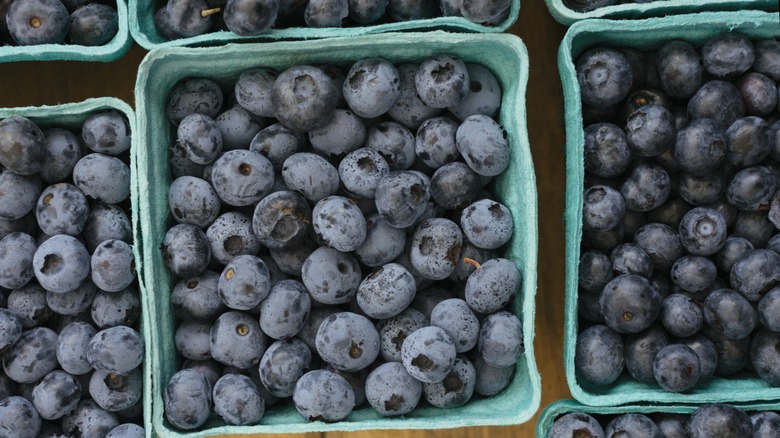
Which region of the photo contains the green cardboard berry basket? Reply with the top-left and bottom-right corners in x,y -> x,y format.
0,98 -> 149,433
560,10 -> 780,407
535,399 -> 780,436
134,31 -> 540,436
0,1 -> 132,62
545,0 -> 778,26
129,0 -> 520,50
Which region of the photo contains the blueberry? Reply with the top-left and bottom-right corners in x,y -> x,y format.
272,65 -> 338,132
0,309 -> 22,354
40,128 -> 81,184
364,361 -> 421,416
348,0 -> 386,23
414,116 -> 459,171
282,152 -> 340,203
166,78 -> 224,126
304,0 -> 348,27
582,185 -> 625,232
583,123 -> 632,178
105,424 -> 145,438
308,109 -> 367,160
703,289 -> 756,340
456,114 -> 510,177
170,271 -> 226,322
210,310 -> 266,368
33,234 -> 90,293
36,183 -> 90,237
702,32 -> 754,78
174,320 -> 212,360
87,326 -> 144,375
316,312 -> 379,372
212,373 -> 265,425
549,412 -> 605,438
301,246 -> 361,305
578,250 -> 613,294
575,324 -> 624,386
730,249 -> 780,302
401,325 -> 456,383
259,279 -> 310,340
605,413 -> 662,437
292,369 -> 354,422
582,222 -> 624,254
734,210 -> 774,248
0,396 -> 41,438
218,254 -> 271,310
652,344 -> 701,392
632,223 -> 683,270
72,153 -> 130,204
339,148 -> 390,199
689,404 -> 752,437
175,113 -> 223,165
90,239 -> 135,293
657,40 -> 703,99
163,368 -> 212,430
6,0 -> 68,45
269,237 -> 317,276
576,47 -> 632,109
428,298 -> 478,354
295,306 -> 339,353
376,308 -> 428,362
674,118 -> 726,176
162,224 -> 211,279
154,6 -> 181,40
386,0 -> 436,21
711,334 -> 750,377
660,294 -> 703,338
90,286 -> 140,329
0,169 -> 41,221
645,193 -> 692,229
258,338 -> 311,398
625,325 -> 669,384
448,63 -> 501,121
224,0 -> 279,36
625,104 -> 677,158
726,166 -> 776,211
0,232 -> 36,290
206,211 -> 260,265
750,329 -> 780,386
751,411 -> 780,437
464,257 -> 520,314
249,122 -> 306,170
677,207 -> 727,256
415,56 -> 470,109
460,0 -> 510,23
252,190 -> 311,250
386,64 -> 443,130
678,171 -> 725,206
89,367 -> 143,412
758,287 -> 780,331
3,326 -> 58,383
56,322 -> 97,375
168,176 -> 220,229
312,195 -> 366,252
753,39 -> 780,80
738,73 -> 777,116
215,106 -> 264,151
365,121 -> 416,171
68,3 -> 119,46
166,0 -> 218,38
687,80 -> 745,129
355,263 -> 415,319
0,116 -> 45,176
726,116 -> 772,167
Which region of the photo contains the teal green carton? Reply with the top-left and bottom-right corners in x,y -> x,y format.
0,98 -> 148,434
560,11 -> 780,407
545,0 -> 778,26
129,0 -> 519,50
536,399 -> 780,436
0,1 -> 131,62
134,31 -> 539,436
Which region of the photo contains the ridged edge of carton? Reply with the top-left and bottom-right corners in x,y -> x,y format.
0,1 -> 132,63
559,10 -> 780,407
134,31 -> 540,436
128,0 -> 520,51
545,0 -> 779,26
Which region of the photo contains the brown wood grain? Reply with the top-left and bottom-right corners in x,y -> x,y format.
0,1 -> 569,436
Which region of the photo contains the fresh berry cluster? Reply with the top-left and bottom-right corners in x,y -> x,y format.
0,0 -> 119,47
549,404 -> 779,437
154,0 -> 513,40
160,54 -> 524,429
0,109 -> 144,437
574,32 -> 780,394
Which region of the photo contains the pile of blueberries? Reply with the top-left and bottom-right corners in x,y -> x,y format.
549,403 -> 780,437
0,0 -> 119,47
575,32 -> 780,394
0,111 -> 144,437
160,54 -> 524,429
154,0 -> 513,40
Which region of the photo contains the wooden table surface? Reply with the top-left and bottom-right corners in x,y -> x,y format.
0,2 -> 569,437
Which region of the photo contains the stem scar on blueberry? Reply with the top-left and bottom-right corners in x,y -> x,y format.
236,323 -> 250,336
349,341 -> 363,358
29,17 -> 42,29
225,268 -> 234,280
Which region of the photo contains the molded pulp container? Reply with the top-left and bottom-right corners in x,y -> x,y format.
545,0 -> 778,26
0,1 -> 132,62
0,97 -> 148,432
134,31 -> 540,436
129,0 -> 520,50
536,399 -> 780,437
560,11 -> 780,407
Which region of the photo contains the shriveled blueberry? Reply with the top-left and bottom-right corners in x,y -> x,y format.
32,370 -> 82,420
365,121 -> 416,171
91,286 -> 141,329
375,170 -> 431,229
